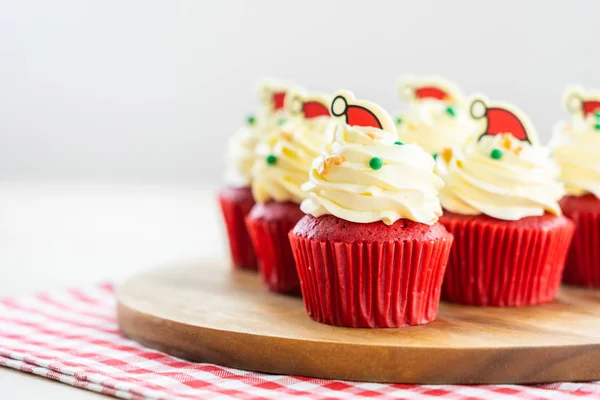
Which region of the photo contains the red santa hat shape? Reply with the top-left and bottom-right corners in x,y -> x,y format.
563,85 -> 600,117
272,91 -> 286,111
470,96 -> 538,145
330,90 -> 396,133
302,100 -> 330,118
258,79 -> 299,112
287,91 -> 332,120
398,75 -> 464,104
414,86 -> 450,101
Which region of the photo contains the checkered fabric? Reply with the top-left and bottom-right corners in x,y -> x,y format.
1,284 -> 600,399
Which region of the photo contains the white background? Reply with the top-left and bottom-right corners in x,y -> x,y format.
1,0 -> 599,184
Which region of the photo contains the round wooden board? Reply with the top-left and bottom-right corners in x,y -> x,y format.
117,261 -> 600,384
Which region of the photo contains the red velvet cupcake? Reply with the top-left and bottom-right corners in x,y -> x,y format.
550,85 -> 600,287
219,109 -> 264,270
439,96 -> 574,306
246,88 -> 331,294
289,91 -> 452,327
220,81 -> 303,271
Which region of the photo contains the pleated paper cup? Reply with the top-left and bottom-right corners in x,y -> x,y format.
561,194 -> 600,287
440,212 -> 575,306
245,201 -> 305,295
217,186 -> 257,271
289,215 -> 453,328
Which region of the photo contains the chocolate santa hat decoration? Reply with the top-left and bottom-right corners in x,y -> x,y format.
258,79 -> 298,112
287,88 -> 331,120
398,75 -> 465,105
470,95 -> 539,146
563,85 -> 600,118
331,90 -> 396,134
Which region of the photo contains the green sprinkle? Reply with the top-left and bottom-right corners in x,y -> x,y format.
394,141 -> 403,145
445,106 -> 456,117
369,157 -> 383,170
246,115 -> 256,125
266,154 -> 277,165
433,153 -> 438,160
595,123 -> 600,131
395,117 -> 403,125
277,118 -> 286,126
490,148 -> 503,160
595,111 -> 600,119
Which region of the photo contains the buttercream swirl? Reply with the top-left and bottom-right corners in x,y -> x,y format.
251,116 -> 330,203
301,122 -> 444,225
224,111 -> 283,187
550,115 -> 600,198
397,100 -> 478,156
440,134 -> 564,220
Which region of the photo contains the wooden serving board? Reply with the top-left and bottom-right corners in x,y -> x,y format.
117,261 -> 600,384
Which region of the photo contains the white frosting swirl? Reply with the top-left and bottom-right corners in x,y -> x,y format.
301,122 -> 444,225
440,134 -> 564,220
224,111 -> 283,187
224,126 -> 259,187
397,100 -> 478,155
550,115 -> 600,198
252,117 -> 330,203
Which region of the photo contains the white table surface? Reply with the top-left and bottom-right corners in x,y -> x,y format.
0,182 -> 225,399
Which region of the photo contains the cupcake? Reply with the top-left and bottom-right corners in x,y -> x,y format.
289,91 -> 453,328
218,80 -> 289,270
246,89 -> 332,294
396,76 -> 478,173
439,96 -> 574,306
550,85 -> 600,287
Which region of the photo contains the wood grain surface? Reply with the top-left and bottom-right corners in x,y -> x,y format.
117,261 -> 600,384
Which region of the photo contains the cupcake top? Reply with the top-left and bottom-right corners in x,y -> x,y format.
550,85 -> 600,198
440,96 -> 564,220
251,90 -> 332,204
224,112 -> 274,187
396,76 -> 478,157
224,80 -> 293,187
301,90 -> 444,226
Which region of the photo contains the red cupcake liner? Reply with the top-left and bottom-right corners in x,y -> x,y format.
289,231 -> 453,328
440,214 -> 574,306
217,187 -> 257,271
245,205 -> 303,295
561,196 -> 600,287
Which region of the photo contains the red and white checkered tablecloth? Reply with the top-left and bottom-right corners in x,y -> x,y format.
1,284 -> 600,400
